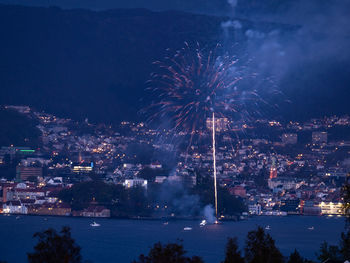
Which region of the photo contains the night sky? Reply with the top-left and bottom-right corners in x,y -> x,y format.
0,0 -> 349,123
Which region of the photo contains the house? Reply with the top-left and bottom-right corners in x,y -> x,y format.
3,201 -> 28,214
155,176 -> 167,184
229,186 -> 246,198
74,206 -> 111,218
27,203 -> 71,216
248,203 -> 262,215
123,178 -> 147,189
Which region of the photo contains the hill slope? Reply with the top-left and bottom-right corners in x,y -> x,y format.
0,5 -> 349,123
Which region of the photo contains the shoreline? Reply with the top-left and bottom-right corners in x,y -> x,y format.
2,212 -> 344,221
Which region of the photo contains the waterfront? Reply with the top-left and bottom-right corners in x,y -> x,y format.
0,215 -> 345,263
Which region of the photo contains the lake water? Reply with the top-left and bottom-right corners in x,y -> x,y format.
0,215 -> 345,263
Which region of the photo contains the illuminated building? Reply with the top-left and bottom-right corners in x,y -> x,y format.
248,203 -> 262,215
319,202 -> 343,215
149,162 -> 162,169
72,162 -> 94,174
282,133 -> 297,144
75,206 -> 111,218
27,203 -> 71,216
300,200 -> 321,216
123,178 -> 148,189
206,117 -> 229,132
269,157 -> 277,179
268,177 -> 297,190
312,131 -> 327,144
3,201 -> 28,214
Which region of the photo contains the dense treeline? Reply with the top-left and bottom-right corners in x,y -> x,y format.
0,107 -> 42,179
0,107 -> 41,147
58,174 -> 246,218
24,224 -> 350,263
59,181 -> 150,217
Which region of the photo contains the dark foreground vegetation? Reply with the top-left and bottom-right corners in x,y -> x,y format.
21,224 -> 350,263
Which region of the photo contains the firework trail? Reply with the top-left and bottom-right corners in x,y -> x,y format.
212,112 -> 218,220
146,42 -> 259,220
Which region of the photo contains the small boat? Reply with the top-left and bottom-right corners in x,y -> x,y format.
163,222 -> 169,225
183,227 -> 192,231
265,225 -> 271,230
200,220 -> 207,227
44,218 -> 48,221
16,216 -> 20,220
90,221 -> 101,227
308,226 -> 314,230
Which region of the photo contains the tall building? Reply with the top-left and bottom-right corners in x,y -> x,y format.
206,117 -> 229,132
123,178 -> 148,189
269,157 -> 277,179
16,165 -> 42,181
282,133 -> 297,144
312,131 -> 327,144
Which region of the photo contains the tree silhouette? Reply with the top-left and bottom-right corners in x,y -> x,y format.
221,237 -> 244,263
340,231 -> 350,260
317,241 -> 342,263
287,249 -> 305,263
27,226 -> 82,263
340,180 -> 350,261
244,227 -> 284,263
343,181 -> 350,228
132,242 -> 203,263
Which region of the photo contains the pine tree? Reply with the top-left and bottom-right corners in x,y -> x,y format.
132,242 -> 204,263
244,227 -> 284,263
287,249 -> 304,263
222,238 -> 244,263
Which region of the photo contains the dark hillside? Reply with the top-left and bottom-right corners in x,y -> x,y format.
0,4 -> 348,123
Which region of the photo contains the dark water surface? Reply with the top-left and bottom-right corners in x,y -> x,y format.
0,215 -> 345,262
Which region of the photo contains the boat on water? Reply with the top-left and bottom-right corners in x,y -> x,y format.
265,225 -> 271,230
308,226 -> 314,230
90,222 -> 101,227
15,216 -> 20,220
163,222 -> 169,225
183,227 -> 192,231
200,220 -> 207,227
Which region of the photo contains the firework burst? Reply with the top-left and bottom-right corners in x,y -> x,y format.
146,42 -> 257,135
